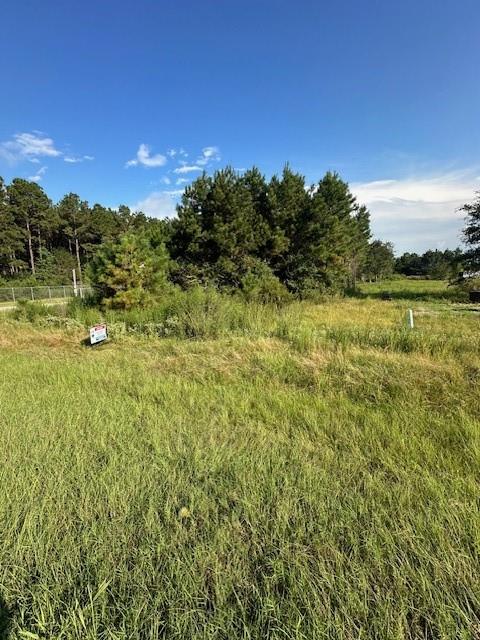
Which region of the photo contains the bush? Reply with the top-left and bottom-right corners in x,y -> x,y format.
12,300 -> 54,322
240,262 -> 291,304
456,276 -> 480,292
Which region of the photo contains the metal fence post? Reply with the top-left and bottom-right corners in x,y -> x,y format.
11,287 -> 15,303
48,286 -> 52,299
63,286 -> 66,298
31,287 -> 34,301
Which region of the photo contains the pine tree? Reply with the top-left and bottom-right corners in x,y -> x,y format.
240,167 -> 272,260
169,173 -> 213,283
365,240 -> 395,281
89,233 -> 170,309
0,177 -> 25,276
349,204 -> 371,288
57,193 -> 88,282
267,166 -> 308,283
461,193 -> 480,273
289,172 -> 369,292
7,179 -> 52,275
171,168 -> 260,286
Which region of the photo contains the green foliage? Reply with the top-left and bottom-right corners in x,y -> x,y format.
0,176 -> 165,284
89,233 -> 171,309
240,261 -> 291,304
456,276 -> 480,293
1,172 -> 476,299
170,167 -> 372,295
0,177 -> 25,277
0,167 -> 375,296
364,240 -> 395,280
395,248 -> 463,279
12,299 -> 53,322
7,178 -> 53,276
170,168 -> 263,286
286,172 -> 370,292
34,248 -> 78,284
461,192 -> 480,274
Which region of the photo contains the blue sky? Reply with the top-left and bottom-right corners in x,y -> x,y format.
1,0 -> 479,253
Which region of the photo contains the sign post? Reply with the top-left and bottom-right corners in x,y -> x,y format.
90,323 -> 108,345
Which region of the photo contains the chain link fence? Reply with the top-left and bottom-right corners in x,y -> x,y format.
0,285 -> 92,304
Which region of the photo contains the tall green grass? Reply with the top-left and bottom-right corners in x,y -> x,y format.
0,280 -> 479,638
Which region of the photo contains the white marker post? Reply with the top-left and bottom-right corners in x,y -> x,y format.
72,269 -> 78,297
408,309 -> 414,329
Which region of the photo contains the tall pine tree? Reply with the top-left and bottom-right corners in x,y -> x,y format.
7,179 -> 52,275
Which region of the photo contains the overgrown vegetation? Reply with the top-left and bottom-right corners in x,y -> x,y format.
2,172 -> 478,306
0,279 -> 479,639
0,168 -> 375,298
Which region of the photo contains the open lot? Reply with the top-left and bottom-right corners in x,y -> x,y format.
0,281 -> 479,639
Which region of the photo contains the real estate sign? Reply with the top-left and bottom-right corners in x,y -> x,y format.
90,323 -> 108,345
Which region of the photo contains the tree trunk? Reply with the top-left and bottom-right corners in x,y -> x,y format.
38,227 -> 42,261
75,235 -> 82,284
26,219 -> 35,274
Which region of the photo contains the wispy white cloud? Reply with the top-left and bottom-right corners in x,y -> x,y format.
126,144 -> 167,168
167,148 -> 188,158
351,170 -> 480,253
0,132 -> 61,164
28,166 -> 47,183
174,164 -> 202,174
130,190 -> 179,218
352,171 -> 479,214
176,178 -> 189,185
64,154 -> 95,163
0,131 -> 94,168
127,144 -> 218,173
196,146 -> 220,166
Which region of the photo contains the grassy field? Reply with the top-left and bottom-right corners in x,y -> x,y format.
358,279 -> 466,302
0,281 -> 479,639
0,299 -> 67,311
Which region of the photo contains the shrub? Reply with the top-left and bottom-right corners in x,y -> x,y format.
12,300 -> 54,322
240,262 -> 291,304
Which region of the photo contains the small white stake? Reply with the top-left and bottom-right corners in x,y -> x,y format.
408,309 -> 414,329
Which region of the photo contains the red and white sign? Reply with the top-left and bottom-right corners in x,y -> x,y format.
90,323 -> 108,345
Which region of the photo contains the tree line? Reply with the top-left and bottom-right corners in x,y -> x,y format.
0,168 -> 373,295
1,169 -> 477,304
0,176 -> 165,284
364,243 -> 465,281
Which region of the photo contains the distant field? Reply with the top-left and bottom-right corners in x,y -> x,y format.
359,278 -> 465,301
0,298 -> 67,310
0,280 -> 479,639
